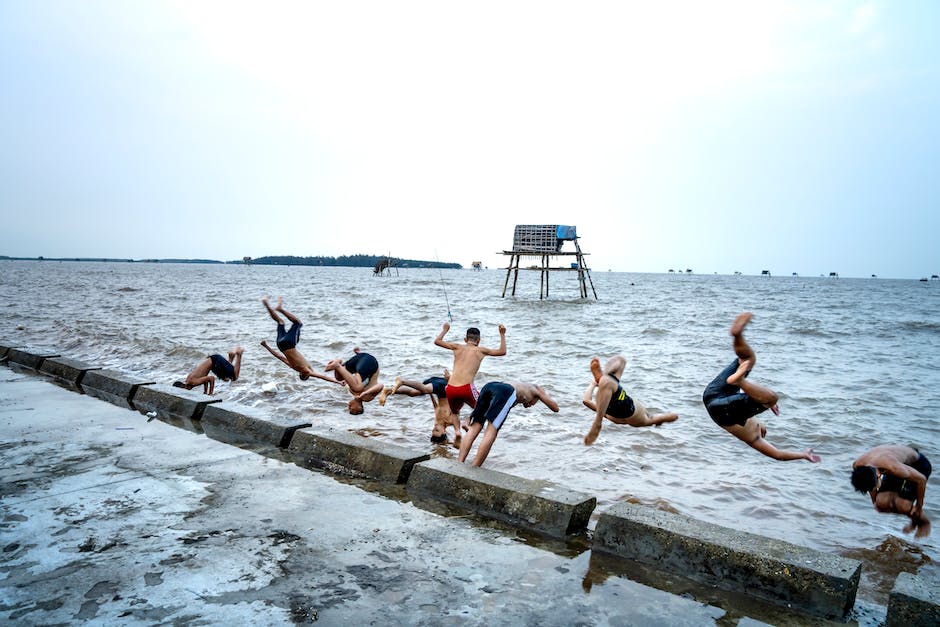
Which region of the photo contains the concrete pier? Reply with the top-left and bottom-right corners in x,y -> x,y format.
130,383 -> 222,423
39,356 -> 101,387
593,501 -> 861,619
886,572 -> 940,626
408,457 -> 596,539
200,402 -> 311,449
288,428 -> 429,483
0,365 -> 748,626
79,369 -> 157,409
7,347 -> 60,371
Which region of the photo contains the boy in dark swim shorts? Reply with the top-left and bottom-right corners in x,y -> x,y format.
702,312 -> 819,463
379,369 -> 458,444
174,346 -> 243,395
458,380 -> 558,467
582,355 -> 678,445
434,321 -> 507,430
851,444 -> 932,538
326,348 -> 383,414
260,296 -> 342,385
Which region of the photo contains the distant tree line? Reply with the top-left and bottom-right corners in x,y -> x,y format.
235,255 -> 461,269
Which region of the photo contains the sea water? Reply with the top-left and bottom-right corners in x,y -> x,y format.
2,260 -> 938,603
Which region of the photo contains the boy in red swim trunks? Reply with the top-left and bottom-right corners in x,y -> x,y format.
434,322 -> 506,430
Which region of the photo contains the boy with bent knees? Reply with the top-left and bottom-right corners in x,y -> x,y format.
434,322 -> 506,430
702,312 -> 819,462
459,381 -> 558,467
260,296 -> 340,385
380,370 -> 458,444
326,348 -> 383,414
174,346 -> 243,395
582,355 -> 678,445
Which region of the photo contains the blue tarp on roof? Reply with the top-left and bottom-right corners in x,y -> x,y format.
555,225 -> 577,240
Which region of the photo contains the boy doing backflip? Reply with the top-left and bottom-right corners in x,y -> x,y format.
260,297 -> 341,385
326,348 -> 383,415
434,322 -> 506,430
174,346 -> 243,395
702,312 -> 819,463
582,355 -> 678,445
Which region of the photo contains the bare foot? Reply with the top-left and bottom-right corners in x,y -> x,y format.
260,340 -> 269,348
391,376 -> 403,394
378,386 -> 393,406
589,357 -> 602,383
443,368 -> 450,380
730,312 -> 753,336
804,448 -> 821,463
234,346 -> 244,355
324,359 -> 340,371
460,421 -> 469,432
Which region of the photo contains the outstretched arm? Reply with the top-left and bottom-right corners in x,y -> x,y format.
533,385 -> 559,412
434,322 -> 458,350
748,436 -> 820,462
261,340 -> 291,367
584,382 -> 612,445
482,324 -> 507,356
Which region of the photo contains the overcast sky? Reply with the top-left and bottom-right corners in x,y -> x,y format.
1,1 -> 938,278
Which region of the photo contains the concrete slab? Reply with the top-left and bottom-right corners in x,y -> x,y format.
38,356 -> 102,386
0,341 -> 17,361
6,347 -> 61,371
886,572 -> 940,627
79,369 -> 157,410
407,457 -> 596,539
288,428 -> 429,484
131,383 -> 222,422
201,402 -> 311,449
0,365 -> 748,626
593,501 -> 861,619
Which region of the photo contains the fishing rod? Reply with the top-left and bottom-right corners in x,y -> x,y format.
434,250 -> 453,322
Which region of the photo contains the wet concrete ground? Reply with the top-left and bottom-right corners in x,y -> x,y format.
0,366 -> 881,625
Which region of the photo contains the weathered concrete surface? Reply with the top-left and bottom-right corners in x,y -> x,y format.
886,572 -> 940,626
201,402 -> 311,449
594,501 -> 861,619
38,356 -> 101,387
0,366 -> 756,626
408,457 -> 596,539
80,369 -> 157,410
0,342 -> 16,361
289,428 -> 429,484
6,347 -> 60,371
131,383 -> 222,422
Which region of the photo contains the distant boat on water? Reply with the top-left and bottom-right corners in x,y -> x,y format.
829,272 -> 839,278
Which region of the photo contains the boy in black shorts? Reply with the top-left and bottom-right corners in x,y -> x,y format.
379,369 -> 457,444
174,346 -> 243,395
326,348 -> 383,414
458,380 -> 558,467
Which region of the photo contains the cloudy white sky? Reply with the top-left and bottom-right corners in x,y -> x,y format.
1,1 -> 938,277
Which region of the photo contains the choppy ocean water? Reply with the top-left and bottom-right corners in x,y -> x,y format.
2,260 -> 938,603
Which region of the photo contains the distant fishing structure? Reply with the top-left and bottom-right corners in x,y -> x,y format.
500,224 -> 597,299
373,254 -> 398,277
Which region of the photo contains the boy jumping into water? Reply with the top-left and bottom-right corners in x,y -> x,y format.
260,297 -> 340,385
459,380 -> 559,467
851,444 -> 932,538
582,356 -> 678,445
702,312 -> 820,463
174,346 -> 243,395
326,348 -> 383,415
379,370 -> 458,444
434,322 -> 507,430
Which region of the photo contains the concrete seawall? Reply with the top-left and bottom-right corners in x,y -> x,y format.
6,346 -> 935,622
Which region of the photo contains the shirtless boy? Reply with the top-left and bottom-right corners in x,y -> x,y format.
851,444 -> 932,538
434,322 -> 507,429
458,381 -> 559,467
379,370 -> 458,443
326,348 -> 383,415
702,312 -> 820,463
582,355 -> 678,445
260,296 -> 340,385
174,346 -> 243,395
